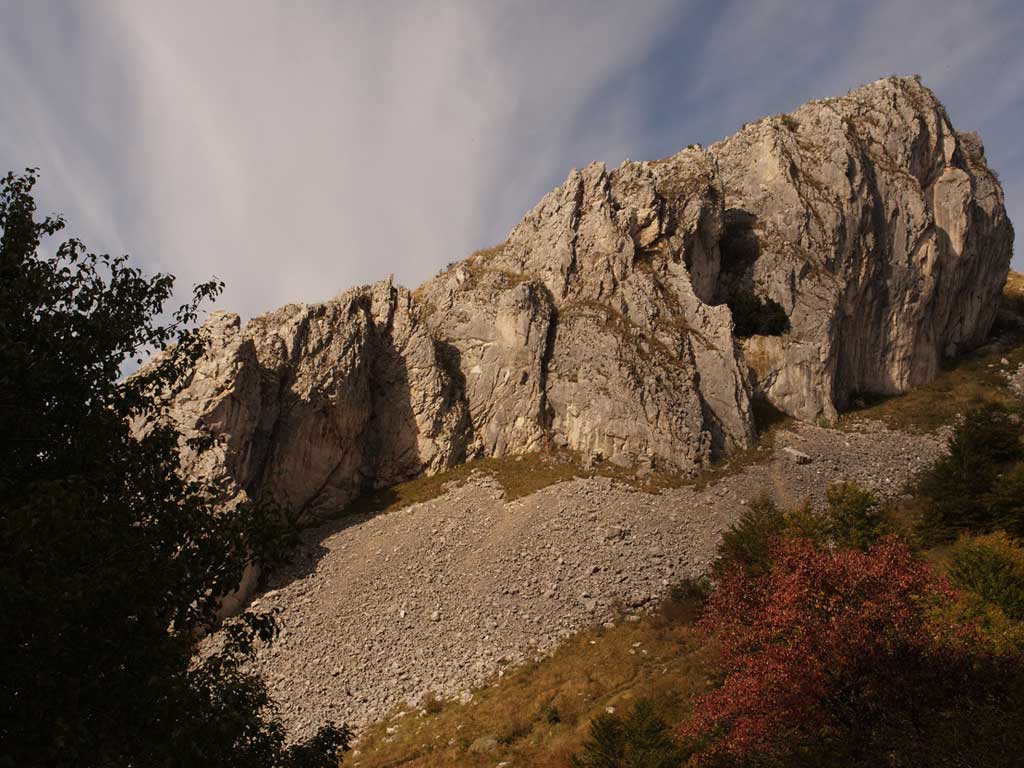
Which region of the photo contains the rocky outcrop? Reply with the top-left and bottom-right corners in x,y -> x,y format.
158,281 -> 468,518
711,76 -> 1013,421
416,148 -> 754,470
151,76 -> 1012,518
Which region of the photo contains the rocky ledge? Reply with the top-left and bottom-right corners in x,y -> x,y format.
150,75 -> 1012,521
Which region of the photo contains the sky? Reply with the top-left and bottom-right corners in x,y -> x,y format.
1,0 -> 1021,320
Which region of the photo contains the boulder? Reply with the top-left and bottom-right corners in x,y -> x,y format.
781,447 -> 813,465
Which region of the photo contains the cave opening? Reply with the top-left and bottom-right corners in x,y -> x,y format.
716,208 -> 790,338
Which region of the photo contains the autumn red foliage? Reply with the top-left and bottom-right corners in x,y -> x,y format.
684,537 -> 1023,765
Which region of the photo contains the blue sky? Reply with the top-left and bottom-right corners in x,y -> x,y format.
2,0 -> 1021,319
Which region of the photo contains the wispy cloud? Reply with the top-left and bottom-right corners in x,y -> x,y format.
604,0 -> 1022,263
40,0 -> 678,316
0,0 -> 1019,323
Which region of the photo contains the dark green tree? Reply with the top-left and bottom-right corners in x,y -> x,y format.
0,170 -> 349,767
919,404 -> 1023,539
571,700 -> 687,768
985,464 -> 1024,538
712,496 -> 788,578
825,483 -> 888,550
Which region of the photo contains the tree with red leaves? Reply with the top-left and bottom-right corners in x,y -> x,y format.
684,537 -> 1024,767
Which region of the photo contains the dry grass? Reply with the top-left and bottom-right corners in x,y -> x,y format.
347,450 -> 695,520
1005,271 -> 1024,313
347,594 -> 714,767
840,342 -> 1024,433
349,407 -> 792,520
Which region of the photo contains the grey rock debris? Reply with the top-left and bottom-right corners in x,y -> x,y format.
224,420 -> 946,740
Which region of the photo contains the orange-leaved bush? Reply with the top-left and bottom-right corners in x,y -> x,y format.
684,537 -> 1024,766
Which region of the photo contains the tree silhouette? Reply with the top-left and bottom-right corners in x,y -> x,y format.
0,169 -> 349,767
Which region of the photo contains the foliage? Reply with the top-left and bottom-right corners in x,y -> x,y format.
711,487 -> 886,577
824,483 -> 888,550
0,170 -> 347,766
571,700 -> 688,768
949,532 -> 1024,621
779,500 -> 830,542
727,290 -> 789,338
712,496 -> 788,577
686,537 -> 1024,766
918,404 -> 1023,539
985,463 -> 1024,538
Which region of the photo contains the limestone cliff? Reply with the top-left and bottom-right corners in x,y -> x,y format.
150,76 -> 1013,518
158,282 -> 468,517
711,76 -> 1012,421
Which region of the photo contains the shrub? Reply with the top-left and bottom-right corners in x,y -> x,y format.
713,496 -> 838,578
684,537 -> 1024,766
420,693 -> 444,715
663,577 -> 712,625
571,700 -> 687,768
918,404 -> 1023,539
825,483 -> 888,549
669,577 -> 712,604
956,403 -> 1022,464
985,463 -> 1024,538
712,496 -> 787,577
782,500 -> 831,543
949,532 -> 1024,621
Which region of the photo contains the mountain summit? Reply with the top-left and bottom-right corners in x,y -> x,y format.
153,76 -> 1013,520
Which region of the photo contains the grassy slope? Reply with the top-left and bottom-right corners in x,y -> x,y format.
349,595 -> 713,768
348,424 -> 786,521
346,452 -> 682,520
346,274 -> 1024,767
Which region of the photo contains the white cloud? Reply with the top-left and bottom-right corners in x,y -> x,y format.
0,39 -> 129,259
86,0 -> 679,317
1,0 -> 1018,317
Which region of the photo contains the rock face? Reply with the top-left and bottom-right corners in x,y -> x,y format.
153,76 -> 1012,518
712,77 -> 1013,421
416,148 -> 753,471
159,281 -> 469,517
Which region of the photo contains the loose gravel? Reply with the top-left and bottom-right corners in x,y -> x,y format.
235,420 -> 946,739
